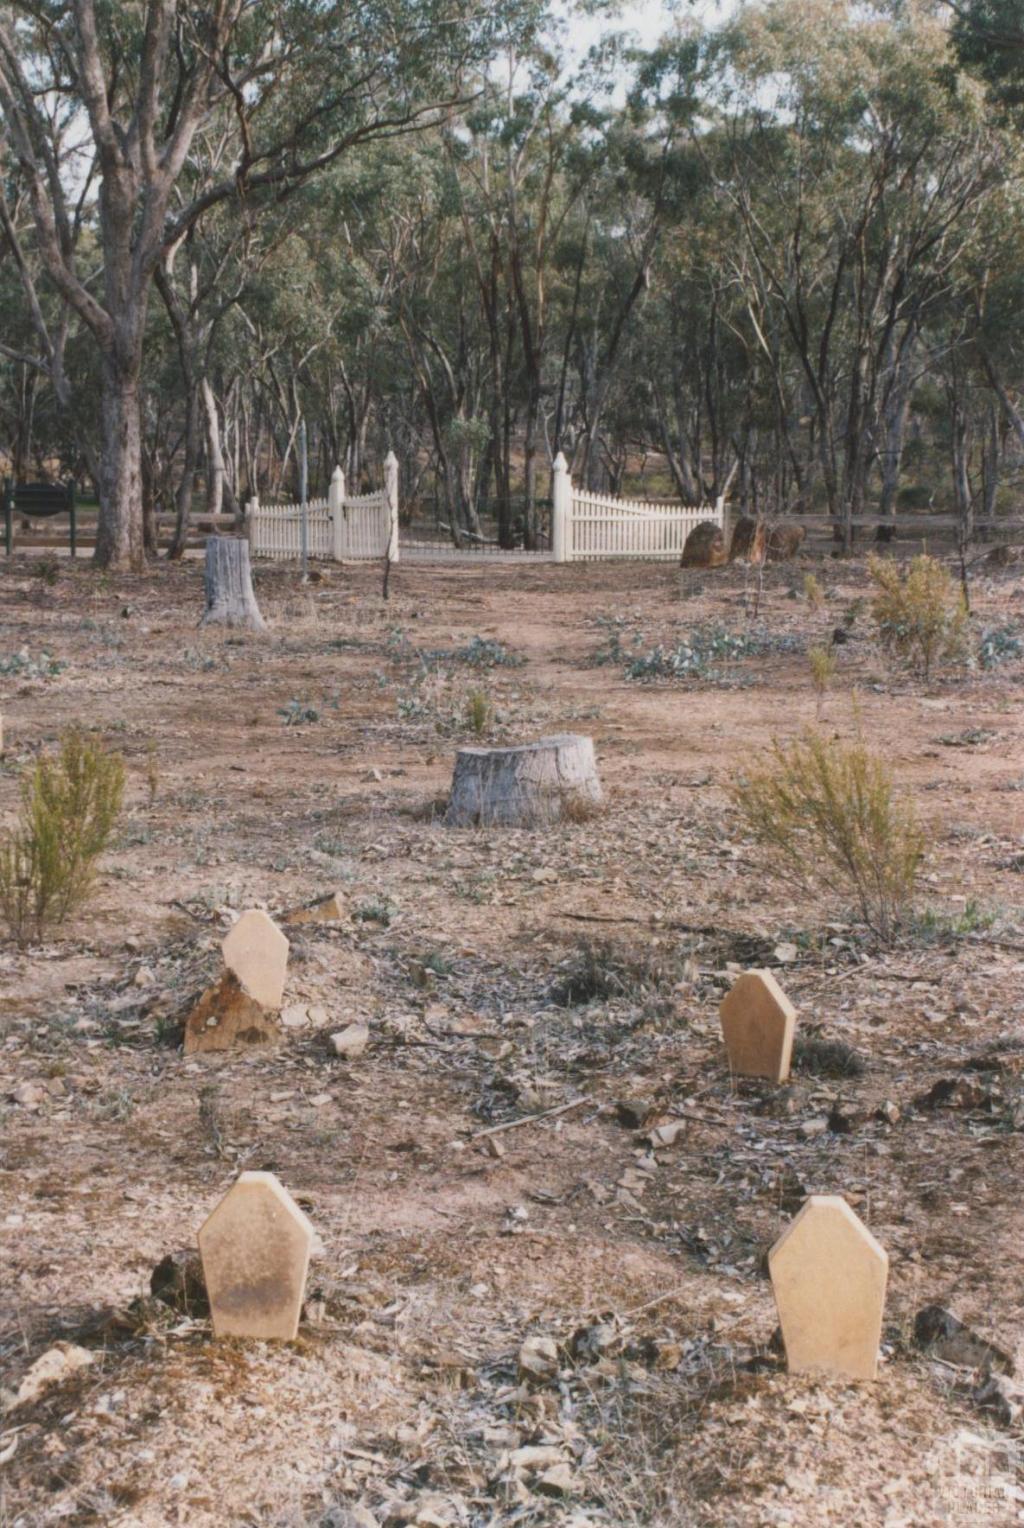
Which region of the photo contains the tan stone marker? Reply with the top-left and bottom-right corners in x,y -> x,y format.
198,1172 -> 314,1340
222,909 -> 289,1009
768,1195 -> 888,1381
719,969 -> 797,1083
282,889 -> 346,925
184,909 -> 289,1054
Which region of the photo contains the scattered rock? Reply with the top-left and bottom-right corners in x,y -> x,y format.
282,890 -> 347,925
5,1344 -> 95,1411
329,1022 -> 369,1059
680,520 -> 727,569
799,1116 -> 829,1140
828,1101 -> 865,1134
10,1081 -> 46,1109
133,965 -> 155,987
614,1099 -> 653,1129
972,1372 -> 1024,1426
914,1306 -> 1013,1374
916,1076 -> 991,1111
876,1099 -> 901,1125
150,1249 -> 210,1317
518,1334 -> 559,1381
183,970 -> 280,1055
536,1463 -> 575,1497
648,1120 -> 685,1147
280,1003 -> 310,1029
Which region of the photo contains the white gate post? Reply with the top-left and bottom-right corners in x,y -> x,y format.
717,493 -> 731,552
329,465 -> 346,561
384,451 -> 400,563
551,452 -> 571,563
247,493 -> 260,551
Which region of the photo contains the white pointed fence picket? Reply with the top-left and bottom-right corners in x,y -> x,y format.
551,453 -> 727,563
249,453 -> 399,564
247,450 -> 726,564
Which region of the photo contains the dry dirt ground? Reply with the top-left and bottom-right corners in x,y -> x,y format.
0,550 -> 1023,1528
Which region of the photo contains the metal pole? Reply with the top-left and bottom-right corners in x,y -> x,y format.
299,418 -> 308,580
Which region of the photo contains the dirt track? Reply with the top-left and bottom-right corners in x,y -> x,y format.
1,552 -> 1022,1527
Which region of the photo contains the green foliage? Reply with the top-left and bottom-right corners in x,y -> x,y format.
803,573 -> 824,611
0,647 -> 64,679
0,730 -> 125,945
278,699 -> 320,725
978,625 -> 1024,669
868,555 -> 969,677
808,644 -> 836,715
730,730 -> 923,943
611,625 -> 801,682
465,688 -> 491,735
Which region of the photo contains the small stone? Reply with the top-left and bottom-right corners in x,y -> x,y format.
197,1171 -> 314,1341
518,1334 -> 559,1381
531,867 -> 558,884
719,969 -> 797,1083
280,1003 -> 309,1029
614,1099 -> 653,1129
221,909 -> 289,1010
773,941 -> 799,964
876,1099 -> 901,1125
649,1120 -> 685,1147
768,1194 -> 888,1381
536,1463 -> 575,1497
282,891 -> 347,925
484,1136 -> 506,1159
914,1306 -> 1014,1374
799,1117 -> 829,1139
972,1372 -> 1024,1426
133,965 -> 155,988
11,1081 -> 46,1108
329,1022 -> 369,1059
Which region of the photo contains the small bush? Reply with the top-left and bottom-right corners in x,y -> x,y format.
807,645 -> 836,716
730,731 -> 923,942
978,625 -> 1024,670
868,554 -> 968,677
0,730 -> 125,945
803,573 -> 824,611
465,688 -> 491,735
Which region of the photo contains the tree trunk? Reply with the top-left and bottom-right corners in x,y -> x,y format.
445,734 -> 601,828
94,356 -> 145,569
202,378 -> 226,516
201,536 -> 265,631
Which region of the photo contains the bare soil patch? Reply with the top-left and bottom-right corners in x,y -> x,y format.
1,553 -> 1022,1526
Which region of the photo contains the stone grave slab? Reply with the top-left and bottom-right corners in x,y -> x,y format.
197,1171 -> 313,1340
768,1194 -> 888,1380
719,969 -> 796,1083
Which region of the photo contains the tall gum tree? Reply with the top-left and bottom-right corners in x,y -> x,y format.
0,0 -> 515,568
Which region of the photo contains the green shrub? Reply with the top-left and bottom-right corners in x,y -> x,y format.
0,730 -> 125,945
465,688 -> 491,735
807,645 -> 836,716
868,554 -> 968,677
730,731 -> 922,943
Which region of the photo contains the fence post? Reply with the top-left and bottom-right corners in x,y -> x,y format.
716,494 -> 730,551
246,493 -> 259,552
551,452 -> 571,563
329,465 -> 346,561
384,451 -> 400,563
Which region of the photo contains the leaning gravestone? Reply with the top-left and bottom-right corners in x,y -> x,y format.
768,1195 -> 888,1380
184,909 -> 289,1054
446,734 -> 601,828
198,1171 -> 314,1340
719,969 -> 796,1083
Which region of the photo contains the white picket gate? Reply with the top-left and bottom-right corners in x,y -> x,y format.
250,452 -> 399,563
552,453 -> 726,562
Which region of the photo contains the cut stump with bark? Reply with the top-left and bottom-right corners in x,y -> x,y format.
446,734 -> 601,828
202,535 -> 265,630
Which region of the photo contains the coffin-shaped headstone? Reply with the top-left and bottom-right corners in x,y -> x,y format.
768,1195 -> 888,1380
197,1172 -> 313,1340
719,969 -> 796,1083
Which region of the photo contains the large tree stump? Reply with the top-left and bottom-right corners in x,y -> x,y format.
202,535 -> 265,630
446,734 -> 601,828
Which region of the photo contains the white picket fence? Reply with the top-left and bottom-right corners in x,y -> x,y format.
250,453 -> 399,563
248,449 -> 726,565
552,453 -> 726,562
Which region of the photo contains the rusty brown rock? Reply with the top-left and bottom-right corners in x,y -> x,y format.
680,521 -> 727,568
183,971 -> 280,1055
281,890 -> 347,925
765,522 -> 806,561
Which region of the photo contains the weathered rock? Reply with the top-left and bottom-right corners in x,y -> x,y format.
536,1463 -> 575,1497
446,734 -> 601,829
197,1171 -> 314,1341
876,1099 -> 901,1125
518,1334 -> 559,1381
614,1098 -> 653,1129
768,1195 -> 888,1380
183,970 -> 280,1055
729,515 -> 766,564
972,1372 -> 1024,1425
282,890 -> 347,925
222,909 -> 289,1010
329,1022 -> 369,1059
914,1306 -> 1013,1374
765,522 -> 806,561
719,969 -> 797,1084
680,520 -> 727,568
150,1248 -> 210,1317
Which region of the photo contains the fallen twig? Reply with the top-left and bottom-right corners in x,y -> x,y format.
471,1096 -> 590,1140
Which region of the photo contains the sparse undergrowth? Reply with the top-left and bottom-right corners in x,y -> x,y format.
868,554 -> 968,678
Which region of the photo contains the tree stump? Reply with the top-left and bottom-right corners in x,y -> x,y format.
202,535 -> 265,630
445,734 -> 601,828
